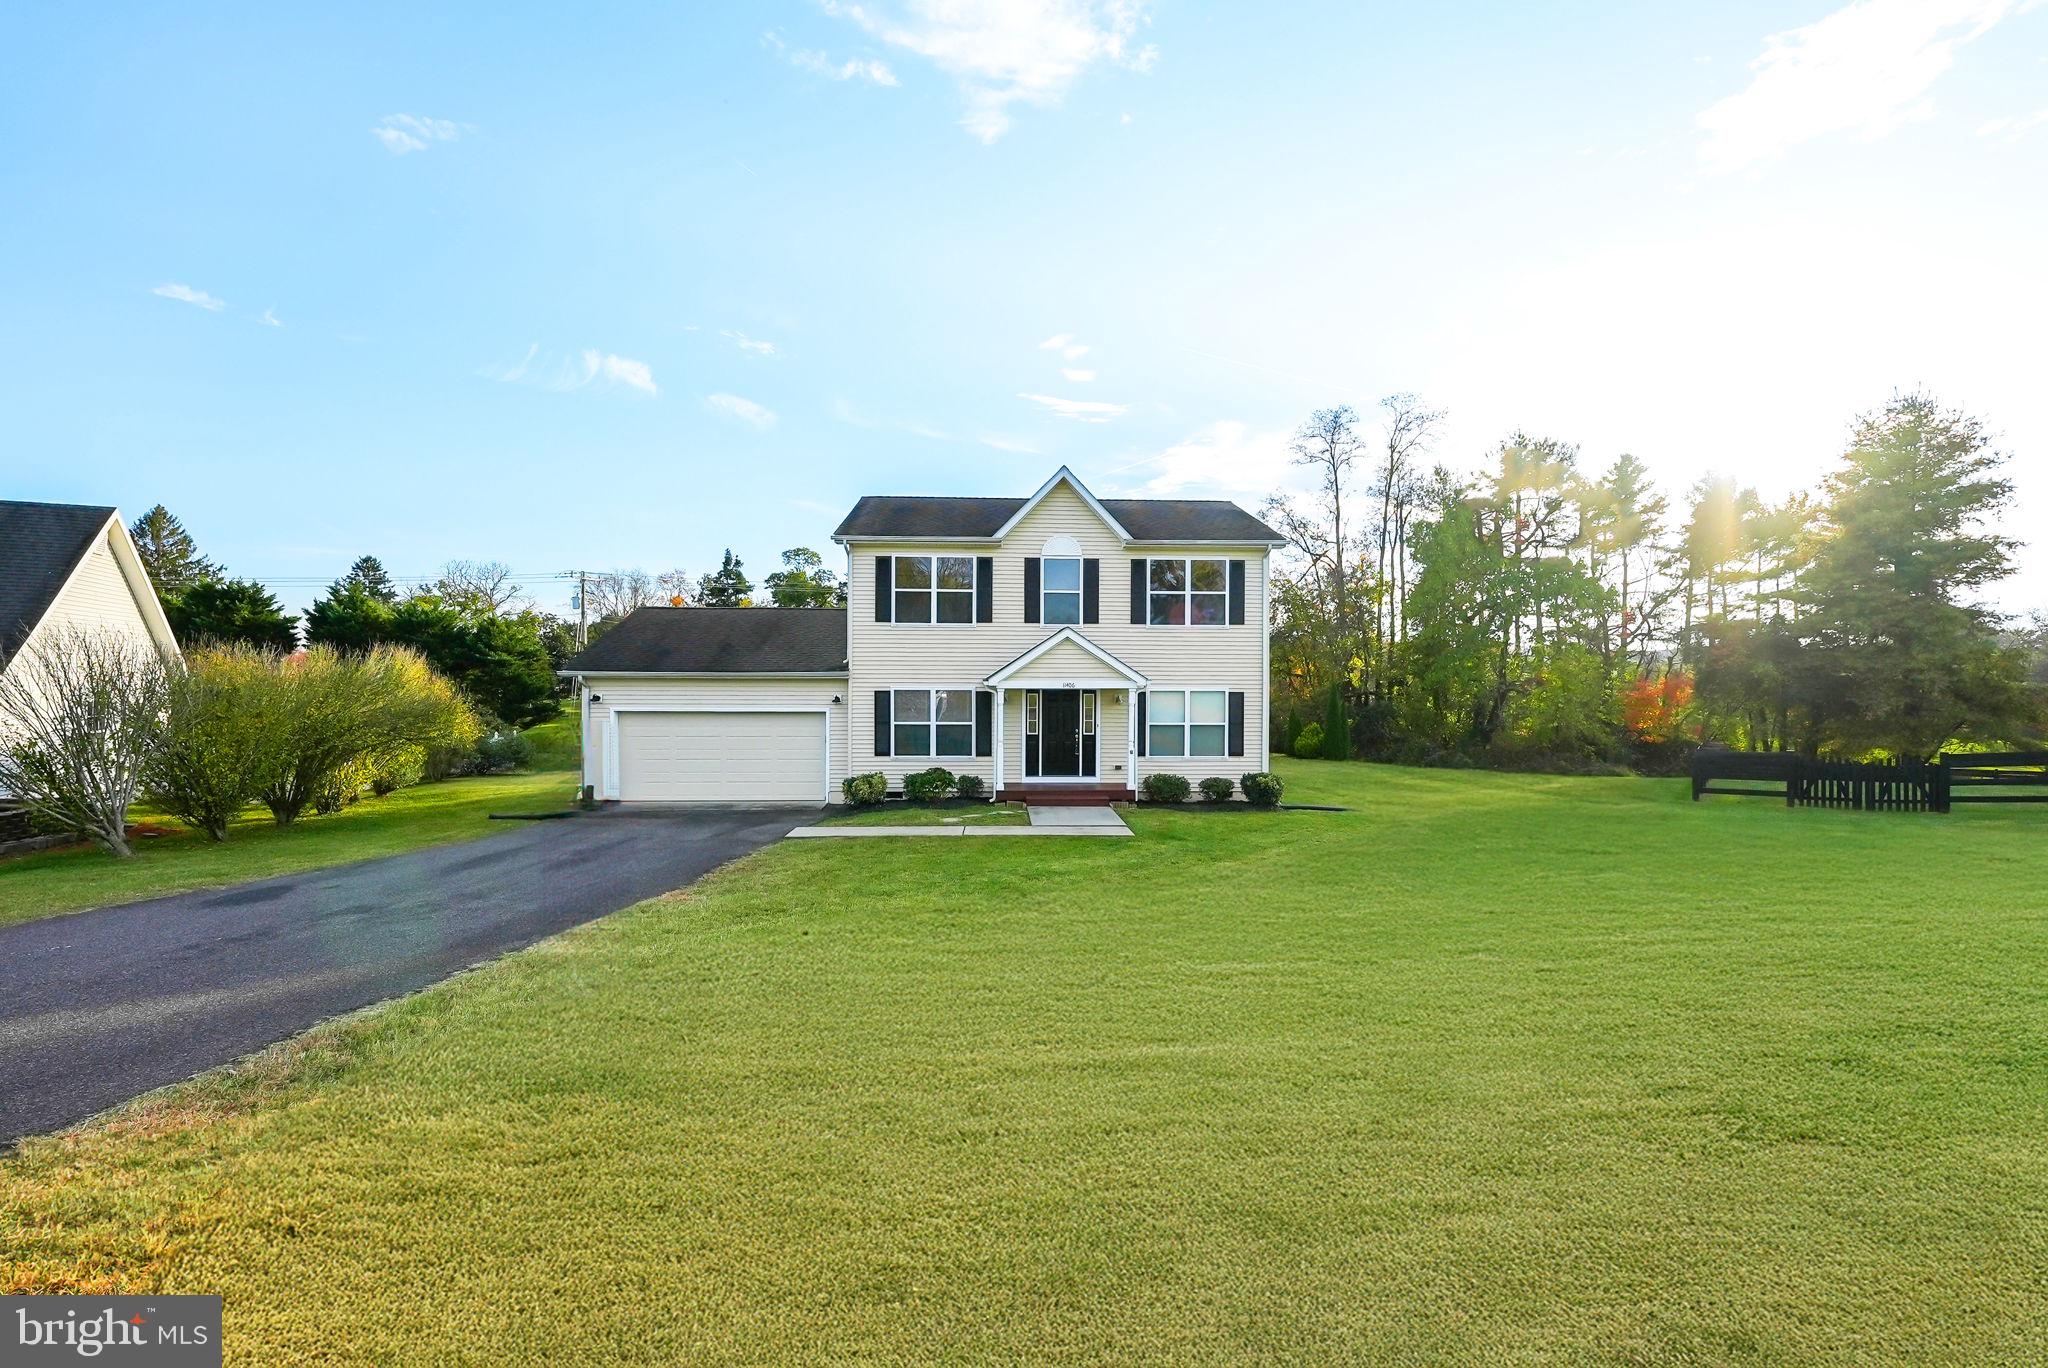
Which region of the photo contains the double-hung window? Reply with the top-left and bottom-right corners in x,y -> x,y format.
894,555 -> 976,625
1042,557 -> 1082,625
892,688 -> 975,757
1147,690 -> 1227,757
1147,558 -> 1228,625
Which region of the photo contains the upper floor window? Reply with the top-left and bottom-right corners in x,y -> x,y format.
1148,558 -> 1228,626
1042,557 -> 1082,625
895,555 -> 975,625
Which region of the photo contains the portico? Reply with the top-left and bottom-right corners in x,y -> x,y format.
984,628 -> 1146,801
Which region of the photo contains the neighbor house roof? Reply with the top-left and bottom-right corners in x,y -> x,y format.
561,606 -> 849,675
0,500 -> 120,667
833,495 -> 1284,544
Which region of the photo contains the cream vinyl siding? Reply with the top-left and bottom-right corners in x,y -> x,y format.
847,481 -> 1269,788
582,674 -> 849,803
13,530 -> 163,663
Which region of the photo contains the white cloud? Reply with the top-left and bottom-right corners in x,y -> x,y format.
372,113 -> 464,155
483,343 -> 658,396
707,392 -> 777,428
1062,343 -> 1089,360
258,307 -> 282,327
764,28 -> 899,85
1019,392 -> 1127,423
1977,106 -> 2048,138
980,434 -> 1040,454
722,330 -> 779,357
1060,367 -> 1096,382
1107,420 -> 1300,501
821,0 -> 1157,142
151,282 -> 225,311
1697,0 -> 2033,173
1038,332 -> 1075,349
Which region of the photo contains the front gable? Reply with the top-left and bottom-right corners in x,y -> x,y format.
993,467 -> 1132,544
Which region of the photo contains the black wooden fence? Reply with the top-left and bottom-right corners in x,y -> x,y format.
1692,747 -> 2048,814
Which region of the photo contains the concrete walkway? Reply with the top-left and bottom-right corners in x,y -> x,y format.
787,805 -> 1132,839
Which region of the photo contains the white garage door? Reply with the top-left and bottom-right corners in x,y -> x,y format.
615,711 -> 826,803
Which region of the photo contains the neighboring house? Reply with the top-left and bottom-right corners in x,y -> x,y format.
0,501 -> 182,821
563,467 -> 1285,804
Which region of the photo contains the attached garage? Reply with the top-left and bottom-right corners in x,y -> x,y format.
562,606 -> 851,806
615,710 -> 829,804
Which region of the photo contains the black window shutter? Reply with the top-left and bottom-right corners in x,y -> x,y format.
875,556 -> 893,622
1082,558 -> 1100,623
873,691 -> 892,757
1023,557 -> 1041,624
975,556 -> 994,623
1228,560 -> 1247,625
1129,559 -> 1147,624
1136,691 -> 1148,756
1228,691 -> 1246,757
974,691 -> 993,757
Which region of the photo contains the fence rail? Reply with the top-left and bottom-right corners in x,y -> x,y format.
1692,748 -> 2048,814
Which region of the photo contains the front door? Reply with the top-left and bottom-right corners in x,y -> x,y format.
1039,689 -> 1081,776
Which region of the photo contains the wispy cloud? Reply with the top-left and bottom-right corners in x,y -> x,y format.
1106,420 -> 1300,501
979,434 -> 1040,454
372,113 -> 465,155
1019,392 -> 1127,423
707,392 -> 777,428
1977,106 -> 2048,138
763,28 -> 899,85
151,282 -> 225,312
1697,0 -> 2033,173
723,330 -> 779,357
1038,332 -> 1074,349
1060,367 -> 1096,382
258,307 -> 283,327
820,0 -> 1158,142
484,343 -> 658,396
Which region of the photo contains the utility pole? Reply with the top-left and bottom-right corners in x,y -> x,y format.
576,569 -> 588,649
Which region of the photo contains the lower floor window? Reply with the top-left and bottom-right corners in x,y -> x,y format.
1148,689 -> 1227,757
893,688 -> 974,757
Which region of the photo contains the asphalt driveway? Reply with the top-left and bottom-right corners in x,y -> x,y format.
0,807 -> 800,1146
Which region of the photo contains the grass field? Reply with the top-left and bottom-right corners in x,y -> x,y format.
0,773 -> 577,926
822,800 -> 1030,826
4,760 -> 2044,1363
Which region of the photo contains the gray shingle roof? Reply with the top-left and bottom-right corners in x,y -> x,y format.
833,494 -> 1283,543
562,607 -> 848,675
0,500 -> 118,668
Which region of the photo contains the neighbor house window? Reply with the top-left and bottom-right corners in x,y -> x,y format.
1042,556 -> 1081,624
1147,690 -> 1226,757
1147,558 -> 1228,625
893,688 -> 974,757
894,556 -> 975,625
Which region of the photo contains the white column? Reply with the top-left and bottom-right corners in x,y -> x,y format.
993,687 -> 1005,795
1126,689 -> 1138,793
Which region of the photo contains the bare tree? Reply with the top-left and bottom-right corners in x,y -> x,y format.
581,569 -> 677,621
1373,394 -> 1444,680
655,569 -> 695,605
1264,406 -> 1369,644
0,627 -> 169,857
436,560 -> 525,615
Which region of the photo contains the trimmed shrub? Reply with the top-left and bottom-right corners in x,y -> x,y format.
843,771 -> 887,805
954,773 -> 987,801
1239,771 -> 1284,807
904,767 -> 955,803
1141,772 -> 1191,804
474,728 -> 533,774
1290,722 -> 1326,760
1198,776 -> 1235,803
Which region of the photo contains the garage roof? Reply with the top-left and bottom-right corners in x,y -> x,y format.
562,606 -> 848,675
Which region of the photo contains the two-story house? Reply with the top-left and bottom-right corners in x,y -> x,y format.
563,467 -> 1284,804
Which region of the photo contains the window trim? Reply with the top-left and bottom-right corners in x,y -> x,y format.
1146,557 -> 1230,627
891,554 -> 979,628
889,685 -> 980,759
1145,686 -> 1230,759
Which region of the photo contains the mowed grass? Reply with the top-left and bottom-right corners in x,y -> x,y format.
822,800 -> 1030,826
0,772 -> 576,925
5,760 -> 2045,1364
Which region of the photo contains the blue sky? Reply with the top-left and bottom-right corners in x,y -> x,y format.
6,1 -> 2045,616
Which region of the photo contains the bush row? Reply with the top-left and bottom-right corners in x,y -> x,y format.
843,769 -> 989,805
1139,772 -> 1283,807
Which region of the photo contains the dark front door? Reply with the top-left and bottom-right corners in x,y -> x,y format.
1039,689 -> 1081,777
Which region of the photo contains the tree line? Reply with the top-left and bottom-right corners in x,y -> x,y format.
1266,390 -> 2044,768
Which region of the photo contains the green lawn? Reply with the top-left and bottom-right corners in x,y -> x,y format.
0,772 -> 576,926
5,760 -> 2044,1363
518,699 -> 584,773
821,800 -> 1030,826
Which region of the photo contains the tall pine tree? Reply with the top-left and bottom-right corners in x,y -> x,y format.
697,550 -> 753,606
128,505 -> 217,599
